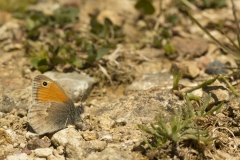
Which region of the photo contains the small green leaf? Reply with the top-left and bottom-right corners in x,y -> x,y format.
73,59 -> 82,68
26,17 -> 35,31
135,0 -> 155,15
38,58 -> 48,66
30,57 -> 39,69
51,57 -> 66,65
96,48 -> 109,60
164,42 -> 175,55
37,65 -> 48,72
86,44 -> 97,62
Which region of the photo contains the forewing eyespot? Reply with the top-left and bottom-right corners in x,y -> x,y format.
42,81 -> 48,86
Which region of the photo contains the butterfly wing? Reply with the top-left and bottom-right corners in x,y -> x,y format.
28,101 -> 76,135
32,75 -> 70,103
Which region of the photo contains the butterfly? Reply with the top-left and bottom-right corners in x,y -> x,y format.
28,75 -> 82,135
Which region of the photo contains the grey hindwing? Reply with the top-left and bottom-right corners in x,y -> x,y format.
28,101 -> 76,135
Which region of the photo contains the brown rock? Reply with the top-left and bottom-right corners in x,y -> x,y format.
171,61 -> 200,79
82,131 -> 99,141
27,138 -> 51,150
171,37 -> 208,59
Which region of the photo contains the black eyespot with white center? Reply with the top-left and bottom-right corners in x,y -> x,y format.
42,81 -> 48,86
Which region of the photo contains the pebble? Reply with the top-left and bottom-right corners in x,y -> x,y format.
0,112 -> 5,118
56,146 -> 64,155
98,116 -> 115,130
205,60 -> 227,75
47,154 -> 65,160
25,131 -> 39,141
82,131 -> 98,141
34,148 -> 52,157
27,138 -> 51,150
6,153 -> 28,160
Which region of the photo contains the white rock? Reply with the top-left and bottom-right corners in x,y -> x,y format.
51,127 -> 85,159
25,131 -> 39,140
6,153 -> 28,160
99,131 -> 113,142
51,127 -> 107,159
56,146 -> 64,155
51,127 -> 83,147
34,148 -> 52,157
100,135 -> 113,142
19,143 -> 26,149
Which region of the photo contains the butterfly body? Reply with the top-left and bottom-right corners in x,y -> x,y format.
28,75 -> 79,135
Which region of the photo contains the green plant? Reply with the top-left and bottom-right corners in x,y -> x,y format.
14,6 -> 124,72
184,74 -> 238,97
185,0 -> 239,59
201,0 -> 226,8
172,70 -> 182,90
176,0 -> 226,9
138,94 -> 223,151
134,0 -> 155,15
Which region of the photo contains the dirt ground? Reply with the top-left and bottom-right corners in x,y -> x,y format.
1,0 -> 240,159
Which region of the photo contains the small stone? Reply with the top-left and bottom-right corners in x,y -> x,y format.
27,138 -> 51,150
82,131 -> 98,141
171,61 -> 200,79
98,116 -> 115,130
171,37 -> 208,59
0,112 -> 6,118
6,153 -> 28,160
5,144 -> 14,149
100,135 -> 113,142
51,127 -> 85,159
19,143 -> 26,149
0,129 -> 13,146
13,142 -> 19,147
47,154 -> 65,160
115,118 -> 127,127
25,131 -> 39,140
51,127 -> 83,147
87,140 -> 107,152
56,146 -> 64,155
98,131 -> 113,142
203,80 -> 229,104
205,60 -> 227,75
34,148 -> 52,157
21,147 -> 32,155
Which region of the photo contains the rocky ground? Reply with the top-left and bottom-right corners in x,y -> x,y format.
1,0 -> 240,159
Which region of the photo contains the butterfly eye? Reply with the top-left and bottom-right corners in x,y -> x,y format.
42,81 -> 48,86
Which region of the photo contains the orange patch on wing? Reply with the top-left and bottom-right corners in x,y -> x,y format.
36,81 -> 69,103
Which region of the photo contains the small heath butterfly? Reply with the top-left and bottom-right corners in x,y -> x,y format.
28,75 -> 81,135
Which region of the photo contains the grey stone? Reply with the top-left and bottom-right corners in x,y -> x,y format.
85,148 -> 133,160
125,72 -> 172,93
